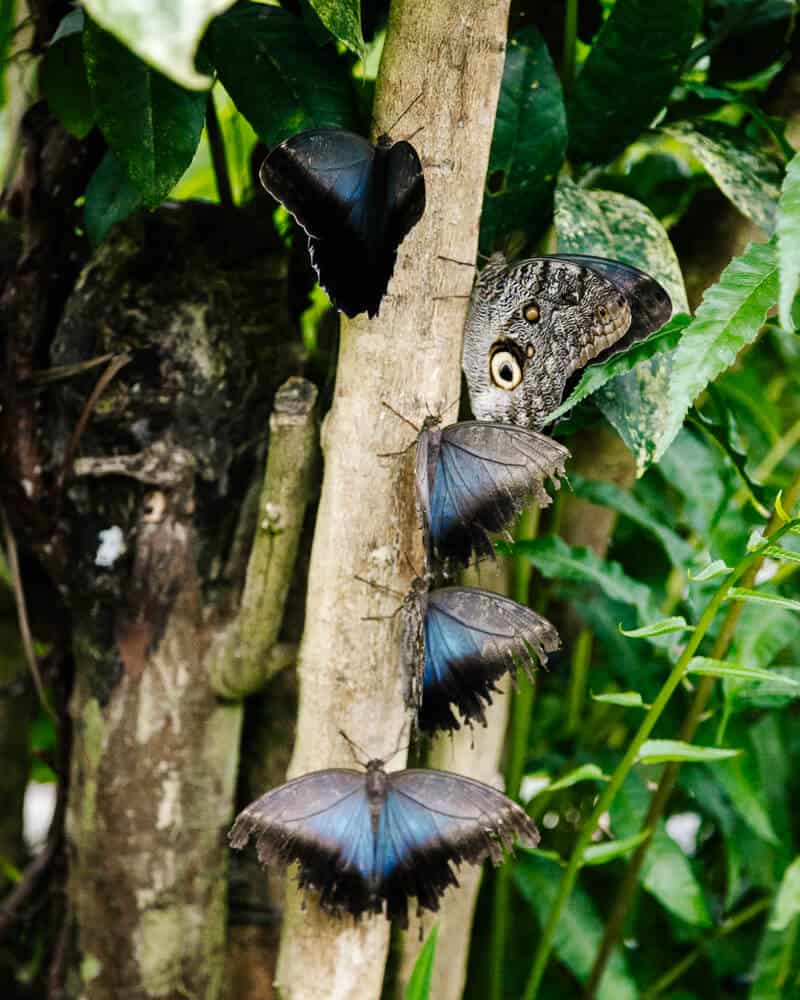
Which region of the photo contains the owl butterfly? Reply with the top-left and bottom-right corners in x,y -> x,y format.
229,751 -> 538,927
414,415 -> 569,571
462,253 -> 672,429
260,127 -> 425,318
401,579 -> 560,734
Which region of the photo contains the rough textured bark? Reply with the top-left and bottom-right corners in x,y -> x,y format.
56,203 -> 301,1000
398,561 -> 512,999
274,0 -> 511,996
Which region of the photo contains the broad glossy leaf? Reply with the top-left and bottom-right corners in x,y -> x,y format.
582,831 -> 650,866
637,740 -> 740,765
555,178 -> 689,473
569,474 -> 695,567
654,239 -> 779,464
404,925 -> 438,1000
84,151 -> 142,247
480,26 -> 566,253
513,535 -> 660,628
567,0 -> 701,164
728,588 -> 800,612
611,773 -> 712,926
778,151 -> 800,330
591,691 -> 649,708
664,121 -> 782,234
82,0 -> 235,90
307,0 -> 364,57
514,853 -> 637,999
206,4 -> 357,148
40,11 -> 94,138
84,18 -> 205,205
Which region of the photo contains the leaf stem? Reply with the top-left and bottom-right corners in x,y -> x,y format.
566,627 -> 591,733
206,89 -> 234,211
561,0 -> 578,93
522,516 -> 800,1000
586,473 -> 800,994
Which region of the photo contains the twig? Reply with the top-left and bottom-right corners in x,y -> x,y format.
22,353 -> 116,386
0,506 -> 55,720
585,472 -> 800,995
206,90 -> 234,211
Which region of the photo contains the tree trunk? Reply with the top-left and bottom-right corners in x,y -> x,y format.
274,0 -> 511,996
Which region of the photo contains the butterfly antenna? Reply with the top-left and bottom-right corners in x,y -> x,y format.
383,725 -> 411,766
404,123 -> 425,144
437,255 -> 476,269
384,91 -> 424,137
339,729 -> 370,766
354,573 -> 404,600
400,550 -> 424,581
381,400 -> 420,433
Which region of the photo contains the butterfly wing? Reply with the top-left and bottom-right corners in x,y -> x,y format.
229,769 -> 380,918
384,140 -> 426,251
418,586 -> 560,733
377,768 -> 539,923
428,421 -> 569,568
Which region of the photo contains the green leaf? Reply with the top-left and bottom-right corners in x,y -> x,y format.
591,691 -> 650,709
664,121 -> 782,235
688,559 -> 732,582
728,588 -> 800,612
480,26 -> 566,253
545,764 -> 610,793
404,925 -> 438,1000
84,18 -> 205,206
513,535 -> 660,627
206,4 -> 357,148
778,151 -> 800,330
554,178 -> 689,473
40,13 -> 95,139
620,617 -> 693,638
764,544 -> 800,564
514,853 -> 638,999
569,474 -> 695,567
546,314 -> 691,423
637,740 -> 741,764
611,773 -> 712,927
689,657 -> 800,687
0,0 -> 15,107
566,0 -> 701,165
84,151 -> 143,247
769,857 -> 800,931
711,756 -> 780,845
582,831 -> 651,866
306,0 -> 364,58
653,238 -> 780,463
81,0 -> 235,90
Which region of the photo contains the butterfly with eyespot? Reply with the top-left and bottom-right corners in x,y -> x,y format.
462,253 -> 672,429
229,746 -> 538,927
401,578 -> 560,734
413,414 -> 569,571
259,128 -> 425,318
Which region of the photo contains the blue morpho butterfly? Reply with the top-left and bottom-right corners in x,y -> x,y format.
259,102 -> 425,318
462,253 -> 672,429
229,734 -> 538,926
410,413 -> 570,571
400,578 -> 560,734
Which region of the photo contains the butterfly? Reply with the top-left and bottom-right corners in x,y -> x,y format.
414,416 -> 569,570
259,129 -> 425,318
229,754 -> 538,927
401,580 -> 560,733
462,253 -> 672,429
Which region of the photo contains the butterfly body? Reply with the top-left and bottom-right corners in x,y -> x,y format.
414,416 -> 569,570
260,129 -> 425,317
230,759 -> 538,926
463,253 -> 672,428
402,582 -> 560,733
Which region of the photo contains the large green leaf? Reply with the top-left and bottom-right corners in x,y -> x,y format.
653,238 -> 779,463
777,151 -> 800,330
84,151 -> 143,247
82,0 -> 235,90
479,26 -> 566,253
750,856 -> 800,999
84,18 -> 206,206
512,535 -> 660,628
664,121 -> 782,234
206,4 -> 357,148
711,756 -> 780,845
637,740 -> 740,764
39,11 -> 94,139
566,0 -> 702,164
306,0 -> 364,58
769,857 -> 800,931
404,925 -> 438,1000
611,772 -> 713,927
555,178 -> 689,473
513,852 -> 638,999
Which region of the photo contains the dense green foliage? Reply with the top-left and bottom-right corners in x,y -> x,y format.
2,0 -> 800,997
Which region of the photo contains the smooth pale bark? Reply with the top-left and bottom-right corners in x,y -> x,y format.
275,0 -> 511,996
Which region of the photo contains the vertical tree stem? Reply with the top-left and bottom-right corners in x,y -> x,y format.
522,517 -> 799,1000
586,473 -> 800,994
561,0 -> 579,92
206,89 -> 234,210
566,628 -> 592,734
